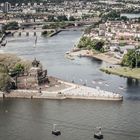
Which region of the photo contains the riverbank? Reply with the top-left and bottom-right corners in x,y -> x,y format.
1,76 -> 123,101
100,66 -> 140,80
68,49 -> 121,65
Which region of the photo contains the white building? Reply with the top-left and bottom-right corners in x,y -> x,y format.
2,2 -> 11,13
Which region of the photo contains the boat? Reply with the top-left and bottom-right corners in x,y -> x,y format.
119,86 -> 124,90
52,124 -> 61,136
94,127 -> 103,139
65,51 -> 70,54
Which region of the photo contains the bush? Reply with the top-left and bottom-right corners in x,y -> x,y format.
2,22 -> 19,31
77,37 -> 104,52
42,31 -> 48,36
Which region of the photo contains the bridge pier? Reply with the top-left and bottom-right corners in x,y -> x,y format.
19,32 -> 21,36
26,32 -> 29,36
34,32 -> 36,36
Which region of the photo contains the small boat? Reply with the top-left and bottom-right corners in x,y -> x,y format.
94,127 -> 103,139
98,81 -> 102,85
65,51 -> 70,54
52,124 -> 61,136
105,83 -> 109,87
119,86 -> 124,90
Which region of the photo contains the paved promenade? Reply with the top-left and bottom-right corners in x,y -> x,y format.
4,79 -> 123,101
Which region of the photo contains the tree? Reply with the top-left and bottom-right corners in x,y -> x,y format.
14,63 -> 24,73
47,15 -> 55,22
77,37 -> 104,52
0,64 -> 11,92
57,15 -> 68,21
102,10 -> 120,20
93,40 -> 104,51
121,49 -> 140,68
69,16 -> 75,21
2,21 -> 19,31
121,16 -> 128,21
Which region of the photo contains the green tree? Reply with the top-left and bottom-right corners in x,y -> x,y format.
77,37 -> 104,52
47,15 -> 55,22
57,15 -> 68,21
69,16 -> 75,21
14,63 -> 24,73
0,64 -> 11,92
121,50 -> 140,68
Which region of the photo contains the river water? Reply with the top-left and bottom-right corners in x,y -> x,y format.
0,30 -> 140,140
121,13 -> 140,19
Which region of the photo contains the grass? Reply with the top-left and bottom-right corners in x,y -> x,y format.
100,66 -> 140,80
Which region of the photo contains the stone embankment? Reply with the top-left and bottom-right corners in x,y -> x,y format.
3,80 -> 123,101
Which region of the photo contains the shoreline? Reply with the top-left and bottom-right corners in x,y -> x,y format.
68,49 -> 121,65
0,77 -> 123,101
100,66 -> 140,80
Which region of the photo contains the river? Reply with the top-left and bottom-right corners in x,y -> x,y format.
0,30 -> 140,140
121,13 -> 140,19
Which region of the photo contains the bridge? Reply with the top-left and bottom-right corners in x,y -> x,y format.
6,27 -> 84,37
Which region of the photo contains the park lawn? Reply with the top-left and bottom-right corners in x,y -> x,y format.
100,66 -> 140,80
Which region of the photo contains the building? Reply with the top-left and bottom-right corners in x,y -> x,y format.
2,2 -> 11,13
